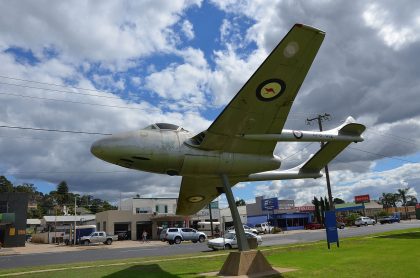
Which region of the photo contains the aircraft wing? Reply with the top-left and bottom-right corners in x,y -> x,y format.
176,176 -> 242,216
192,24 -> 325,155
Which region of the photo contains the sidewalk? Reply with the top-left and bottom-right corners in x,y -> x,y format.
0,240 -> 167,256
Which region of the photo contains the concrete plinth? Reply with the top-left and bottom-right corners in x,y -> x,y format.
218,250 -> 277,276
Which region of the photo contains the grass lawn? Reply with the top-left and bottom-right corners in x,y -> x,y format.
1,228 -> 419,277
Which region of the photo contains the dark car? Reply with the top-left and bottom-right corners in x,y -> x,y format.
336,221 -> 345,229
379,216 -> 400,224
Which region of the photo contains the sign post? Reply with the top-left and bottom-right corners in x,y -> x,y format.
262,198 -> 279,226
355,194 -> 370,216
324,211 -> 339,249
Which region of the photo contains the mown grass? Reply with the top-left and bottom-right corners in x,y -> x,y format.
1,228 -> 419,277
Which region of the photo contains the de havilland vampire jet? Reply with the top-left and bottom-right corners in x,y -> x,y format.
91,24 -> 365,216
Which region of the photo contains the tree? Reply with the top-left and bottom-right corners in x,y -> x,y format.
235,199 -> 246,206
312,197 -> 322,224
0,176 -> 13,193
320,197 -> 325,224
379,192 -> 398,208
55,181 -> 70,205
397,187 -> 417,219
333,197 -> 345,204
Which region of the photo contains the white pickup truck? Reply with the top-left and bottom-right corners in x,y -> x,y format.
255,223 -> 273,234
80,231 -> 118,245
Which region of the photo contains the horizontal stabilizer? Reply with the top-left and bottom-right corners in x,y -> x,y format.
248,119 -> 365,181
301,141 -> 351,173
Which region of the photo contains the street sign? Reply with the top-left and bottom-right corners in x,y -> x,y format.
355,194 -> 370,204
325,211 -> 339,249
261,198 -> 279,211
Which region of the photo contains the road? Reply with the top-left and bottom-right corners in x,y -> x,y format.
1,221 -> 419,269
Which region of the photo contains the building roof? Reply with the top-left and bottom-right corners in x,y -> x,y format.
364,201 -> 383,209
43,215 -> 95,222
27,219 -> 41,225
335,202 -> 364,212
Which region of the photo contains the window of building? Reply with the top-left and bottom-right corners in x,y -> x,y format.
103,221 -> 106,232
0,201 -> 8,213
97,222 -> 100,231
136,207 -> 151,214
155,204 -> 168,213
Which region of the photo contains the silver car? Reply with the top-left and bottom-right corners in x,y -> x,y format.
207,231 -> 262,250
163,228 -> 206,244
355,216 -> 376,227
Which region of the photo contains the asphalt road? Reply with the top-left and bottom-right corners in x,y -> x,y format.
1,221 -> 419,269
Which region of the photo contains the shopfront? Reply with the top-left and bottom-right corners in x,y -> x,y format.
273,212 -> 311,231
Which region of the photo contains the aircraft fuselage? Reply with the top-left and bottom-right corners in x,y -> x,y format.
91,129 -> 281,177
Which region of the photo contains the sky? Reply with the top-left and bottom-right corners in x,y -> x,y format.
0,0 -> 419,207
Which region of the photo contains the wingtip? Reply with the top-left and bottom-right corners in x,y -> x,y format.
294,23 -> 325,34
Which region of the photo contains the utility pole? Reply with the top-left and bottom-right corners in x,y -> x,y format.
208,202 -> 214,238
306,113 -> 335,211
74,196 -> 77,246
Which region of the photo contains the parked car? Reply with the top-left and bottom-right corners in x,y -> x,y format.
162,228 -> 206,245
207,231 -> 262,250
227,225 -> 258,234
254,222 -> 273,234
305,223 -> 324,230
379,216 -> 400,224
336,221 -> 345,229
79,231 -> 118,245
354,217 -> 376,227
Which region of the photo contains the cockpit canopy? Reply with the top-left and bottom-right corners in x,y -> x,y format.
143,123 -> 188,132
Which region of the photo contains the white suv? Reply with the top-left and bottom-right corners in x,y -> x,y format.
255,223 -> 273,234
355,216 -> 376,227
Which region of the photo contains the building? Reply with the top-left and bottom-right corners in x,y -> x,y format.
0,193 -> 28,247
96,197 -> 189,240
219,206 -> 247,229
31,215 -> 96,243
246,196 -> 312,231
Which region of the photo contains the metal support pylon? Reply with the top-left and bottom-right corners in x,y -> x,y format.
221,174 -> 249,251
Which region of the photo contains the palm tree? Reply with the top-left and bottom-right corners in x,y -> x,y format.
397,187 -> 416,219
379,192 -> 398,208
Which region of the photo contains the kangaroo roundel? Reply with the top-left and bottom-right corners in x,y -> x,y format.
256,79 -> 286,101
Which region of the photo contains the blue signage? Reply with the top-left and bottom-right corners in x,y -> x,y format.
325,211 -> 339,249
262,198 -> 279,211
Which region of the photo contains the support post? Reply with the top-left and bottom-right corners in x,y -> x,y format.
221,174 -> 249,251
218,175 -> 276,276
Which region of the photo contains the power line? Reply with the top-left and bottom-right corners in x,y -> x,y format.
0,124 -> 112,135
0,75 -> 220,109
0,81 -> 121,100
0,91 -> 159,111
348,146 -> 417,164
279,142 -> 315,161
0,74 -> 112,94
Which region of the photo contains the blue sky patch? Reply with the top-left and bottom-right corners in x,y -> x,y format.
4,47 -> 40,66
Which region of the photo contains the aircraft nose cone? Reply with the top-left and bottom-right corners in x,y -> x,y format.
91,139 -> 105,158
